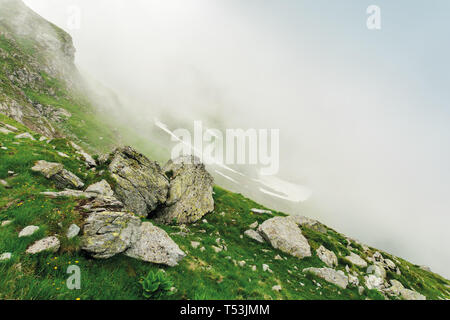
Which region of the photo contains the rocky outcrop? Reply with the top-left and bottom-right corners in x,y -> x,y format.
85,180 -> 114,197
303,267 -> 349,289
257,216 -> 311,259
124,222 -> 186,267
106,146 -> 169,218
70,142 -> 96,168
155,156 -> 214,225
316,245 -> 338,267
32,160 -> 84,189
383,279 -> 426,300
81,211 -> 141,259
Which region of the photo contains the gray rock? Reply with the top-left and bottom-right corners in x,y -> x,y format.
67,224 -> 80,239
82,211 -> 141,259
18,225 -> 39,237
249,221 -> 259,229
348,274 -> 359,287
155,155 -> 214,224
0,179 -> 11,188
244,229 -> 265,243
272,285 -> 282,292
124,222 -> 186,266
107,146 -> 169,218
316,245 -> 338,267
384,259 -> 396,270
1,220 -> 12,227
0,252 -> 12,261
85,180 -> 114,197
1,123 -> 18,131
0,127 -> 13,134
400,288 -> 426,300
251,208 -> 272,215
344,252 -> 368,268
258,216 -> 311,259
367,263 -> 387,279
15,132 -> 35,140
191,241 -> 201,249
364,274 -> 384,290
303,267 -> 349,289
26,236 -> 60,254
31,160 -> 84,189
70,142 -> 96,168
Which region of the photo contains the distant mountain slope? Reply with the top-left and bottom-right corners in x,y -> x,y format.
0,0 -> 449,300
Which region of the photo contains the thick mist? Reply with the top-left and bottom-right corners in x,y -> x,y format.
23,0 -> 450,277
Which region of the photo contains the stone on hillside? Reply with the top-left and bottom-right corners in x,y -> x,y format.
26,236 -> 60,254
384,259 -> 396,270
191,241 -> 201,249
155,155 -> 214,224
272,285 -> 282,292
249,221 -> 259,229
85,180 -> 114,197
316,245 -> 338,267
41,189 -> 94,198
344,252 -> 368,268
303,267 -> 349,289
420,265 -> 431,272
18,225 -> 39,237
0,179 -> 11,188
124,222 -> 186,267
67,224 -> 80,239
107,146 -> 169,218
70,142 -> 96,168
0,127 -> 12,134
400,288 -> 426,300
364,274 -> 384,290
257,216 -> 311,259
348,274 -> 359,287
2,123 -> 18,131
251,208 -> 272,215
1,220 -> 12,227
384,279 -> 404,296
262,264 -> 272,272
244,229 -> 265,243
288,215 -> 319,227
367,263 -> 387,279
0,252 -> 12,261
57,151 -> 69,158
31,160 -> 84,189
82,211 -> 141,259
15,132 -> 35,140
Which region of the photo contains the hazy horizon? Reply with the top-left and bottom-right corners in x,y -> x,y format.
23,0 -> 450,278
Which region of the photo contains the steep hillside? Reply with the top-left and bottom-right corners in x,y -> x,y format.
0,0 -> 449,300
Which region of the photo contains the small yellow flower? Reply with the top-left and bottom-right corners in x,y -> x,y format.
54,266 -> 57,270
75,298 -> 81,301
75,261 -> 79,264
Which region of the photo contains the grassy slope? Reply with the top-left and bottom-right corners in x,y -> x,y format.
1,115 -> 450,300
0,6 -> 449,300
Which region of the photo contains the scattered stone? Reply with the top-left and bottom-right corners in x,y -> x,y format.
262,264 -> 273,273
32,160 -> 84,189
257,216 -> 311,259
191,241 -> 201,249
7,170 -> 14,176
15,132 -> 35,140
358,286 -> 365,295
251,208 -> 272,215
106,146 -> 169,218
303,267 -> 349,289
0,127 -> 12,134
400,288 -> 426,300
384,259 -> 396,270
124,222 -> 186,267
244,229 -> 265,243
212,245 -> 223,253
251,265 -> 257,271
348,274 -> 359,287
200,247 -> 206,252
155,155 -> 214,224
0,179 -> 11,188
238,260 -> 246,267
67,224 -> 80,239
1,220 -> 12,227
272,285 -> 282,292
70,142 -> 96,168
57,151 -> 69,158
274,255 -> 283,261
2,123 -> 18,131
26,236 -> 60,254
82,211 -> 141,259
0,252 -> 12,261
249,221 -> 259,229
316,245 -> 338,267
344,252 -> 368,268
18,225 -> 39,237
420,265 -> 431,272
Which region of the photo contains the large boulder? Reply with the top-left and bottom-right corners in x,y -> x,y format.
155,156 -> 214,224
303,267 -> 349,289
107,146 -> 169,218
257,216 -> 311,259
82,211 -> 141,259
124,222 -> 186,266
31,160 -> 84,189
